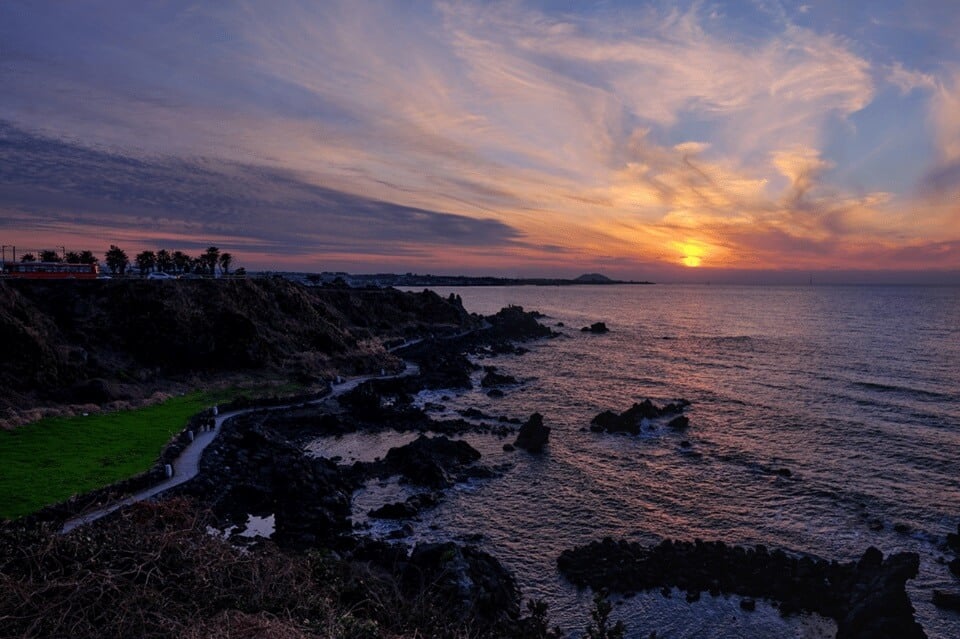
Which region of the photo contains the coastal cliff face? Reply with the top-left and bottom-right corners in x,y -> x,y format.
0,278 -> 474,422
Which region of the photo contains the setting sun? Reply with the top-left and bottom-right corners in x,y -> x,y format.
672,241 -> 707,268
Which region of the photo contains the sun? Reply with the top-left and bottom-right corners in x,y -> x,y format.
672,241 -> 707,268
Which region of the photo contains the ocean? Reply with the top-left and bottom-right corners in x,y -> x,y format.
318,284 -> 960,638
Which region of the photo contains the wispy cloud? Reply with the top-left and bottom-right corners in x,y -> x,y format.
0,1 -> 957,275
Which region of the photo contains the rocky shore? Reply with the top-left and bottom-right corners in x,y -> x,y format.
558,537 -> 926,639
1,280 -> 948,639
0,290 -> 559,638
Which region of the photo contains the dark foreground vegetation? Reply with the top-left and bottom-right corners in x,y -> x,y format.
0,497 -> 545,639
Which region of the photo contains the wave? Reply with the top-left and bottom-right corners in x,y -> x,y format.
850,380 -> 951,401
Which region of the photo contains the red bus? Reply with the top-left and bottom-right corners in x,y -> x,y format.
1,261 -> 100,280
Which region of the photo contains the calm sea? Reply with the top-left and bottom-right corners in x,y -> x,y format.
328,284 -> 960,638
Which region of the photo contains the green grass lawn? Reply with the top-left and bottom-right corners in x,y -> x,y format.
0,393 -> 218,520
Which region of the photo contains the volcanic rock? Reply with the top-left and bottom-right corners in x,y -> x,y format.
403,542 -> 520,627
581,322 -> 609,333
557,538 -> 925,639
514,413 -> 550,453
384,435 -> 482,488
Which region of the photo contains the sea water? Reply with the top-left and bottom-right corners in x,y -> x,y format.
333,284 -> 960,638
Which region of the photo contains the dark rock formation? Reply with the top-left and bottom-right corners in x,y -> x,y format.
590,399 -> 691,435
383,435 -> 482,488
481,368 -> 519,388
514,413 -> 550,453
581,322 -> 609,333
485,305 -> 555,341
932,590 -> 960,611
557,538 -> 925,639
947,524 -> 960,553
186,417 -> 353,548
403,542 -> 520,628
368,493 -> 440,520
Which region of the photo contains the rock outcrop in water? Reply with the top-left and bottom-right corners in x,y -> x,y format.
513,412 -> 550,453
558,537 -> 926,639
590,399 -> 691,435
481,366 -> 519,388
581,321 -> 609,333
382,435 -> 484,488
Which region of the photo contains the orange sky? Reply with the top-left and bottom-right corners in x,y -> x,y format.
1,2 -> 959,282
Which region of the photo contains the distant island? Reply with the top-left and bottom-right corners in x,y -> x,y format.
270,271 -> 653,287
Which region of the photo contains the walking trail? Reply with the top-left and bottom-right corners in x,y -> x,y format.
61,360 -> 419,534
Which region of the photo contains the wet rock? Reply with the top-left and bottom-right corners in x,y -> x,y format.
946,524 -> 960,553
740,598 -> 756,611
514,412 -> 550,453
481,369 -> 519,388
557,538 -> 925,639
403,542 -> 521,627
187,419 -> 353,549
369,493 -> 440,520
581,322 -> 609,333
949,558 -> 960,577
776,468 -> 793,478
503,443 -> 515,452
932,590 -> 960,611
387,523 -> 414,539
384,435 -> 482,488
487,389 -> 505,398
667,415 -> 690,430
590,399 -> 691,435
485,305 -> 555,341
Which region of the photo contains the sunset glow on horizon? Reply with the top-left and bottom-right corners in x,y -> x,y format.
1,1 -> 959,282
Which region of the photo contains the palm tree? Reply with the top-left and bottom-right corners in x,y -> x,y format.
39,249 -> 62,263
156,249 -> 173,273
19,253 -> 36,262
135,250 -> 156,276
203,246 -> 220,277
79,250 -> 98,265
64,251 -> 82,264
218,252 -> 233,276
171,251 -> 190,274
104,245 -> 129,275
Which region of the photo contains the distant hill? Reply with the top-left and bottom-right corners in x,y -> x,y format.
270,272 -> 653,287
574,273 -> 614,283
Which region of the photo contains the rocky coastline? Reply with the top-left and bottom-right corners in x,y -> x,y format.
558,537 -> 926,639
1,281 -> 952,638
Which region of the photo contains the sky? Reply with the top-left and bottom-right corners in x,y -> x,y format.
1,1 -> 959,282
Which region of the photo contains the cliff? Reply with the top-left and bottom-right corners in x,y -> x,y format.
0,278 -> 475,424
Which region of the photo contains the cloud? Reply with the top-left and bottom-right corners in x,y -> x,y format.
0,1 -> 957,274
0,121 -> 522,257
887,62 -> 938,95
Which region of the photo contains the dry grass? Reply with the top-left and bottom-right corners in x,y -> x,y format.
0,498 -> 522,639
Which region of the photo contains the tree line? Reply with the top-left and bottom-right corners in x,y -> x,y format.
18,246 -> 242,277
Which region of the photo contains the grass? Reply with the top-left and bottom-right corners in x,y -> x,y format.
0,392 -> 219,520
